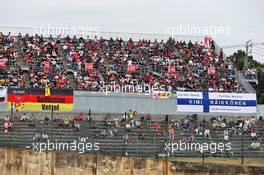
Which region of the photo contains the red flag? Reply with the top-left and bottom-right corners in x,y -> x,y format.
208,67 -> 216,74
176,58 -> 183,62
204,36 -> 212,48
168,66 -> 175,73
128,64 -> 136,73
44,61 -> 50,73
85,63 -> 93,71
0,60 -> 6,69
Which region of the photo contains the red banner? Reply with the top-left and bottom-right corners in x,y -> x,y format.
128,64 -> 136,73
208,67 -> 216,74
85,63 -> 93,71
0,60 -> 6,69
168,66 -> 175,73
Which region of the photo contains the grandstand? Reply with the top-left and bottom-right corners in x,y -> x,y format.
0,31 -> 263,175
0,32 -> 247,93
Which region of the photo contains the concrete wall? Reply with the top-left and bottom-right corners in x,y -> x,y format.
0,148 -> 264,175
0,91 -> 260,116
74,91 -> 178,115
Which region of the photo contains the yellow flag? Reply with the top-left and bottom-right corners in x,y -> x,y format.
44,88 -> 51,96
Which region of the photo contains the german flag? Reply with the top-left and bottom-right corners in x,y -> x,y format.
7,88 -> 73,111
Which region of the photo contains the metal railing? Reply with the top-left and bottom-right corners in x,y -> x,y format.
236,70 -> 256,93
0,25 -> 203,42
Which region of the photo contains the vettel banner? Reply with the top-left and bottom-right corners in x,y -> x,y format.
7,88 -> 73,111
177,92 -> 257,114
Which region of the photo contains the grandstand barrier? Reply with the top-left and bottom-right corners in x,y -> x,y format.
0,89 -> 258,116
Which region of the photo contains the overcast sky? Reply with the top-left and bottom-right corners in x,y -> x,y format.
1,0 -> 263,62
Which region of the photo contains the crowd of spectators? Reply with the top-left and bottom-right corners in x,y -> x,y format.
0,32 -> 26,87
0,32 -> 245,93
19,34 -> 71,88
62,35 -> 243,93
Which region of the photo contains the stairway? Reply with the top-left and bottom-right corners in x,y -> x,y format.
58,44 -> 78,89
13,41 -> 31,87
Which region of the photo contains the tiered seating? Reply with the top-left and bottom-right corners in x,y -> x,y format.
19,34 -> 71,88
1,116 -> 263,158
0,32 -> 245,92
0,32 -> 26,87
62,36 -> 243,93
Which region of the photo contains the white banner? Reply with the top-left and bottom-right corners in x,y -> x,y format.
176,92 -> 204,113
208,93 -> 257,113
177,92 -> 257,114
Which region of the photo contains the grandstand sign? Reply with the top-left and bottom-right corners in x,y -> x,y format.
152,91 -> 171,99
176,92 -> 257,113
7,88 -> 73,111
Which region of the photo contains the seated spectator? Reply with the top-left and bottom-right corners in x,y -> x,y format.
63,118 -> 70,128
122,112 -> 128,123
169,128 -> 175,139
174,121 -> 180,130
4,115 -> 10,121
224,131 -> 229,144
128,110 -> 136,121
125,123 -> 131,131
135,120 -> 141,128
20,113 -> 29,121
113,116 -> 119,128
249,140 -> 260,150
154,121 -> 160,133
251,131 -> 257,140
161,128 -> 166,137
204,129 -> 211,138
75,123 -> 81,131
105,115 -> 112,127
250,116 -> 256,125
113,127 -> 118,136
145,114 -> 151,125
42,133 -> 48,141
44,115 -> 50,125
33,133 -> 41,141
100,129 -> 107,137
130,119 -> 135,128
229,126 -> 236,136
108,128 -> 114,137
89,120 -> 96,129
123,133 -> 129,145
2,121 -> 12,133
138,132 -> 145,140
74,113 -> 86,121
221,121 -> 226,128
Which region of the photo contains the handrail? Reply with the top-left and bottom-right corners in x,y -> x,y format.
0,25 -> 204,42
236,70 -> 256,93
